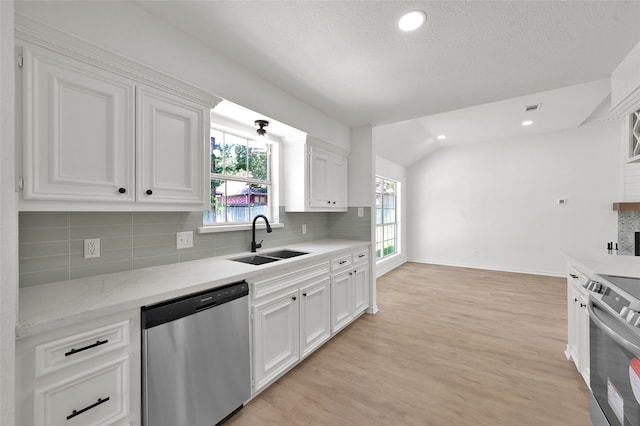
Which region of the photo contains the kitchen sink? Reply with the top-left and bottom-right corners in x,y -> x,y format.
230,255 -> 282,265
230,250 -> 309,265
262,250 -> 308,259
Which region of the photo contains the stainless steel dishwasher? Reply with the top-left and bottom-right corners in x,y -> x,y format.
141,281 -> 250,426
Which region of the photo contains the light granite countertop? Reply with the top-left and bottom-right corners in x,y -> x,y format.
17,239 -> 369,339
564,251 -> 640,279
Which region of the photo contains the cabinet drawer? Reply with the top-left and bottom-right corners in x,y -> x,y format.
352,249 -> 368,263
568,266 -> 589,290
34,356 -> 129,426
35,321 -> 129,378
252,262 -> 329,300
331,254 -> 352,271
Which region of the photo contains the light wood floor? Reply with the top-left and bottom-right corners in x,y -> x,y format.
227,262 -> 591,426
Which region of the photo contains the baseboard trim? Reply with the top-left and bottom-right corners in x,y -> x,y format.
366,305 -> 379,314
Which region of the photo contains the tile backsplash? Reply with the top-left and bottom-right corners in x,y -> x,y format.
618,210 -> 640,255
19,207 -> 371,287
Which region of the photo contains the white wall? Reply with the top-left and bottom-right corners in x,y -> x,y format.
406,121 -> 621,276
1,1 -> 17,424
375,155 -> 407,277
15,1 -> 351,151
349,126 -> 373,207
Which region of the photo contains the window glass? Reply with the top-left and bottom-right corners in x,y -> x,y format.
375,176 -> 399,260
205,129 -> 271,225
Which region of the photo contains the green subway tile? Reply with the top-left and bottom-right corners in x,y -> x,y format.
70,224 -> 131,240
133,255 -> 179,270
19,269 -> 70,287
19,254 -> 69,274
70,237 -> 132,254
70,249 -> 132,267
19,227 -> 69,244
70,212 -> 132,227
133,234 -> 174,248
133,245 -> 177,259
70,260 -> 133,280
133,223 -> 180,236
19,241 -> 69,259
19,213 -> 69,229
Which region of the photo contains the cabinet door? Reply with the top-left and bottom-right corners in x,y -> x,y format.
252,290 -> 299,392
566,281 -> 579,364
577,291 -> 590,387
22,46 -> 135,202
136,86 -> 206,206
299,277 -> 331,358
328,154 -> 348,208
308,147 -> 331,207
331,271 -> 353,334
353,263 -> 369,316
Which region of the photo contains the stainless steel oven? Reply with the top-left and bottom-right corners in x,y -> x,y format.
585,275 -> 640,426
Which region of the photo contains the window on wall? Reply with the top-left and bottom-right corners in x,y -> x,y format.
375,176 -> 398,259
205,128 -> 271,225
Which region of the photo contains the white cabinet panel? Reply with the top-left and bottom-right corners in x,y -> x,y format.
353,264 -> 369,316
22,45 -> 135,202
566,265 -> 590,387
34,356 -> 129,426
136,86 -> 206,206
299,277 -> 331,358
252,290 -> 299,392
331,270 -> 353,334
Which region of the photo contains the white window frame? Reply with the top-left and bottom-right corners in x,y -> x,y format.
375,176 -> 399,260
199,125 -> 282,233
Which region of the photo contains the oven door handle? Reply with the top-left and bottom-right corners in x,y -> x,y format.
588,299 -> 640,356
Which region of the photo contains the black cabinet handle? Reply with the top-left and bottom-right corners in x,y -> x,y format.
333,201 -> 336,204
65,339 -> 109,357
580,303 -> 587,308
569,274 -> 578,279
302,293 -> 307,297
292,296 -> 297,301
358,254 -> 365,258
327,201 -> 331,204
146,189 -> 153,195
67,397 -> 110,420
339,260 -> 347,265
574,298 -> 578,303
118,187 -> 126,194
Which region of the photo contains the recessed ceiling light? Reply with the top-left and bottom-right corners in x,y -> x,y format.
437,134 -> 446,140
522,120 -> 533,126
398,11 -> 427,32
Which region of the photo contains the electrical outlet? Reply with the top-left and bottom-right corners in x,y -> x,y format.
358,207 -> 364,217
176,231 -> 193,249
302,224 -> 307,235
84,238 -> 100,259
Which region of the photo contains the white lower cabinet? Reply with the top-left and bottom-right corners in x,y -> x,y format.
566,264 -> 590,387
330,249 -> 370,334
16,310 -> 140,426
299,277 -> 331,358
252,288 -> 300,392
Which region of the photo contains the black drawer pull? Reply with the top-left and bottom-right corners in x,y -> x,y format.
358,254 -> 365,258
569,274 -> 578,279
67,397 -> 110,420
65,339 -> 109,357
339,260 -> 347,265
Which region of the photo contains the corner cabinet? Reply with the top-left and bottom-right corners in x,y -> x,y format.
17,40 -> 219,211
566,264 -> 590,388
283,136 -> 349,212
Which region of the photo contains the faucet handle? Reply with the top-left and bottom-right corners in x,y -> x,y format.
256,240 -> 263,249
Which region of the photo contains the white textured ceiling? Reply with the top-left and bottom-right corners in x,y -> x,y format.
138,0 -> 640,129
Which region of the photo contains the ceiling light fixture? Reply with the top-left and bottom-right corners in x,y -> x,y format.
522,120 -> 533,126
437,134 -> 446,140
255,119 -> 269,140
398,10 -> 427,32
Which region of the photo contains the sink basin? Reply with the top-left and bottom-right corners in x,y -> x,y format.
230,255 -> 281,265
263,250 -> 308,259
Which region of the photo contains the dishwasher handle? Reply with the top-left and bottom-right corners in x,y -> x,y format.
141,281 -> 248,329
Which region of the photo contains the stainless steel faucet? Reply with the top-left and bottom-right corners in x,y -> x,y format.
251,214 -> 272,252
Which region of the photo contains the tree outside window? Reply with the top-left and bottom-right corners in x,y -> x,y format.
205,128 -> 271,224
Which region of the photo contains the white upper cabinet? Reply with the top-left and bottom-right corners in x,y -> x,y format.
136,86 -> 206,205
17,30 -> 219,211
283,136 -> 349,212
21,45 -> 136,203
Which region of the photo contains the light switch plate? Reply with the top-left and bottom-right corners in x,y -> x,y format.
358,207 -> 364,217
84,238 -> 100,259
176,231 -> 193,249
